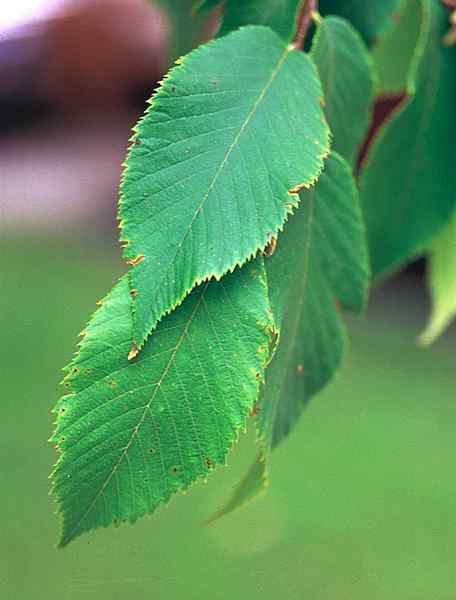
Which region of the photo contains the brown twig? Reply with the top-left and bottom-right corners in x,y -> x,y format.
292,0 -> 318,49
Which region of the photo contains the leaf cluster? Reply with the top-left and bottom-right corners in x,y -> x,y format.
51,0 -> 456,545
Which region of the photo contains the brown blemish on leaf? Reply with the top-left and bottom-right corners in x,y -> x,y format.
170,466 -> 179,474
205,457 -> 213,469
319,96 -> 325,107
128,343 -> 139,361
263,235 -> 277,257
296,364 -> 304,375
249,403 -> 260,417
107,379 -> 117,389
130,288 -> 139,298
126,254 -> 145,266
289,182 -> 307,194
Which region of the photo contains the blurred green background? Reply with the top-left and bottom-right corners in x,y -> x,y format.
1,1 -> 455,598
1,233 -> 455,599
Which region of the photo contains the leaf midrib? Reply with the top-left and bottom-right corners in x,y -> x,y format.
62,282 -> 210,544
265,194 -> 315,447
132,43 -> 295,345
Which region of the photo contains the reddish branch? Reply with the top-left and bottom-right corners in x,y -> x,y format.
292,0 -> 318,49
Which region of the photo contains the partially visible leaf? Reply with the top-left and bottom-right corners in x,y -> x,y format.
372,0 -> 422,95
360,0 -> 456,278
311,15 -> 375,164
120,26 -> 330,351
421,210 -> 456,345
210,138 -> 370,523
51,259 -> 274,547
217,0 -> 302,42
206,452 -> 268,523
319,0 -> 402,46
261,152 -> 369,450
193,0 -> 222,13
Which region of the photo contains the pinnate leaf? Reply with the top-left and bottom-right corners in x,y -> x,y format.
211,152 -> 369,519
119,26 -> 330,350
51,260 -> 273,546
311,15 -> 375,164
260,152 -> 369,449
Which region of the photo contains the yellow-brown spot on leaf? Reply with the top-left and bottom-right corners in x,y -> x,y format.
263,236 -> 278,257
249,403 -> 260,417
128,343 -> 139,361
296,364 -> 304,375
126,254 -> 144,267
130,288 -> 139,298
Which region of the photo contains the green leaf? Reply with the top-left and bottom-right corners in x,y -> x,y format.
311,15 -> 375,164
372,0 -> 422,95
319,0 -> 402,46
120,26 -> 329,350
217,0 -> 302,41
360,0 -> 456,278
51,259 -> 274,546
193,0 -> 221,13
206,452 -> 268,523
212,152 -> 369,520
421,210 -> 456,345
261,152 -> 369,449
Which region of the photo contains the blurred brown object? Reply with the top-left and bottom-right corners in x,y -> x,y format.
41,0 -> 169,113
